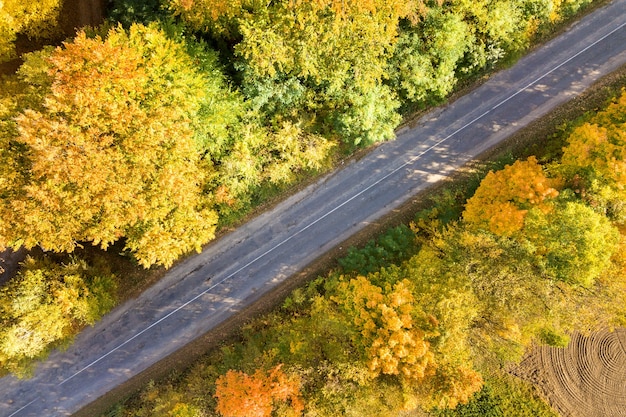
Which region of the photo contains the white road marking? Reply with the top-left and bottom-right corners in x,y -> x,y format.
7,399 -> 37,417
19,11 -> 622,404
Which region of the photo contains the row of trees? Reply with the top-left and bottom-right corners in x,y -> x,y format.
0,23 -> 331,268
110,89 -> 626,416
0,0 -> 595,270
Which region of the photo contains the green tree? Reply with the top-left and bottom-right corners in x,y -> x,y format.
524,201 -> 620,287
223,0 -> 421,146
388,7 -> 472,106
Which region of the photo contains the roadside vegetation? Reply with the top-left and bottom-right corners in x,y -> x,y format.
0,0 -> 614,396
103,86 -> 626,417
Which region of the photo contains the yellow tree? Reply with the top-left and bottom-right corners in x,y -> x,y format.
463,156 -> 560,236
333,276 -> 436,380
0,0 -> 62,62
561,91 -> 626,221
0,24 -> 219,268
0,256 -> 116,374
214,364 -> 304,417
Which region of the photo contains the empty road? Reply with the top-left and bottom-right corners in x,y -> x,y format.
2,1 -> 626,415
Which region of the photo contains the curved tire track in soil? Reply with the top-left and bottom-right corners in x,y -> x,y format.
513,329 -> 626,417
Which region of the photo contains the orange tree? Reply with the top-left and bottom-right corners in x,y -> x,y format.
463,156 -> 560,236
214,364 -> 304,417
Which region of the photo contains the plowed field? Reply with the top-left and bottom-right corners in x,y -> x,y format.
513,328 -> 626,417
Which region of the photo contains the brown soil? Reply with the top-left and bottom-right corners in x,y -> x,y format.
512,329 -> 626,417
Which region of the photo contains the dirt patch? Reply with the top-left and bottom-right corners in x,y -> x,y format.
512,329 -> 626,417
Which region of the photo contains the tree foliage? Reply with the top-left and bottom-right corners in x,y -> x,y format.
524,202 -> 619,287
388,7 -> 472,105
561,90 -> 626,221
0,256 -> 116,375
0,24 -> 222,268
333,276 -> 436,380
0,0 -> 62,62
463,157 -> 560,236
232,0 -> 417,146
214,364 -> 304,417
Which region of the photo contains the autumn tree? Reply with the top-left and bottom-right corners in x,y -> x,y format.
332,276 -> 437,380
524,201 -> 620,287
0,24 -> 223,268
561,91 -> 626,222
0,256 -> 116,375
0,0 -> 63,62
214,364 -> 304,417
463,157 -> 560,236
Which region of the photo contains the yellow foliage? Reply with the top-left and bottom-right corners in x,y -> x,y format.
335,276 -> 436,381
463,156 -> 560,236
0,25 -> 218,267
562,91 -> 626,193
0,0 -> 62,62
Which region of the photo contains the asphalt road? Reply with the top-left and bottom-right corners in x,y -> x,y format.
2,1 -> 626,415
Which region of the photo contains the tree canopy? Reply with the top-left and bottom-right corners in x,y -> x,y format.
463,157 -> 560,236
0,256 -> 115,375
0,0 -> 62,62
214,364 -> 303,417
0,24 -> 221,268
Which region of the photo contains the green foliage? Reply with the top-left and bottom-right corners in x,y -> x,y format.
485,374 -> 558,417
524,202 -> 619,287
434,384 -> 504,417
338,225 -> 416,275
223,0 -> 417,146
326,83 -> 401,147
0,256 -> 116,376
434,375 -> 558,417
388,8 -> 472,106
107,0 -> 169,27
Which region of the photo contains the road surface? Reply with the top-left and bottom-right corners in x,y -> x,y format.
2,1 -> 626,415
